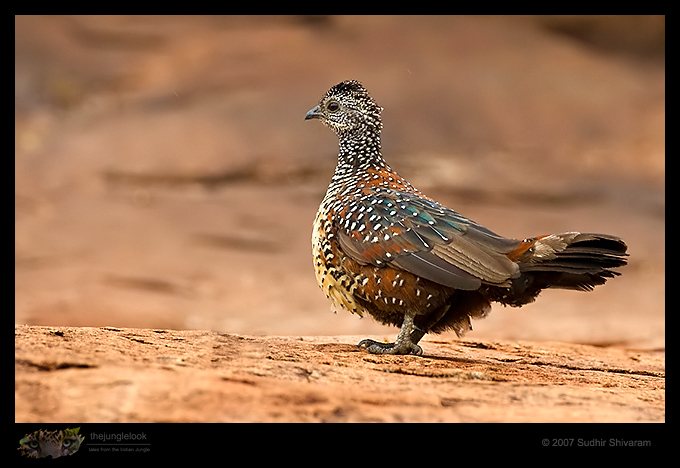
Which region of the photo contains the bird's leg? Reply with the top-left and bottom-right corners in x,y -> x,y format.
358,311 -> 424,355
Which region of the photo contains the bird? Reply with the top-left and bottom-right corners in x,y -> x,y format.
305,80 -> 628,356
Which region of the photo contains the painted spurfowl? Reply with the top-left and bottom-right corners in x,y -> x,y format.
306,80 -> 628,355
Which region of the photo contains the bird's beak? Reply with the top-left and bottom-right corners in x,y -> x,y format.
305,105 -> 323,120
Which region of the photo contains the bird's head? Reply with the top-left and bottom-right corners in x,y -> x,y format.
305,80 -> 383,137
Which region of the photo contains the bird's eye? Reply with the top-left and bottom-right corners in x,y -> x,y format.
327,101 -> 340,112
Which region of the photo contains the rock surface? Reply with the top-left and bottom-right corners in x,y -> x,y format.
15,325 -> 664,423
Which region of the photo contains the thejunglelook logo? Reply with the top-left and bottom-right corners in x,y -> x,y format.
18,427 -> 84,458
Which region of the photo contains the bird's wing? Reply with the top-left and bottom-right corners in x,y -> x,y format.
335,189 -> 522,290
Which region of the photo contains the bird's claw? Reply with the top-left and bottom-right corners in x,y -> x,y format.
358,338 -> 423,356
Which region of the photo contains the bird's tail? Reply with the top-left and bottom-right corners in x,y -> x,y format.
503,232 -> 628,306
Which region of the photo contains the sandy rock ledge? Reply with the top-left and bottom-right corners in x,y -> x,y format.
15,325 -> 664,423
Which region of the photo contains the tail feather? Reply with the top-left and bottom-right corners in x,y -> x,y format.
501,232 -> 628,305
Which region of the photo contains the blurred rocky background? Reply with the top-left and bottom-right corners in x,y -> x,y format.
15,15 -> 664,348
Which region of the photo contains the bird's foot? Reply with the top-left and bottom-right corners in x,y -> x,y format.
359,313 -> 426,355
358,338 -> 423,356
